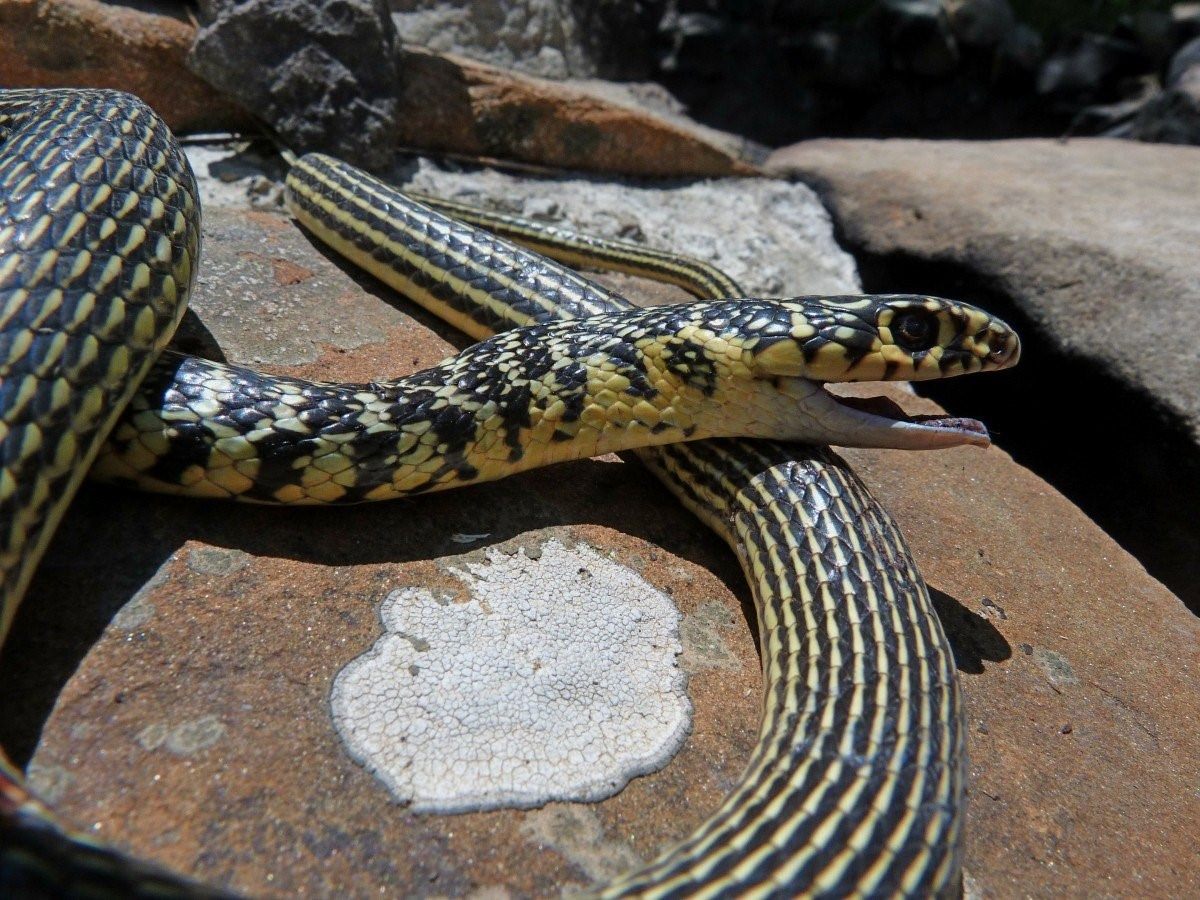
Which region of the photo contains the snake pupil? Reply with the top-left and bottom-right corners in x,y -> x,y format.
892,312 -> 937,352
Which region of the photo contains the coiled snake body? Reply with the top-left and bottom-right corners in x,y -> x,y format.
0,90 -> 1018,897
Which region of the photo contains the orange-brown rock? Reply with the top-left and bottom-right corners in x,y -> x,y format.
765,137 -> 1200,612
393,45 -> 761,177
2,158 -> 1197,898
1,2 -> 755,177
0,0 -> 249,133
838,388 -> 1200,898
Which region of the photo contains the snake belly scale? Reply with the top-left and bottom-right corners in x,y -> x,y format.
0,90 -> 1019,897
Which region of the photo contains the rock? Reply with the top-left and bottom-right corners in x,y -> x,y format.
3,145 -> 1199,897
1131,62 -> 1200,143
835,402 -> 1200,899
0,151 -> 848,895
996,22 -> 1044,76
3,148 -> 1200,898
188,0 -> 401,170
391,45 -> 761,176
1119,9 -> 1178,63
1166,33 -> 1200,85
0,0 -> 249,133
877,0 -> 960,77
767,137 -> 1200,609
1036,33 -> 1144,99
389,0 -> 662,80
398,157 -> 854,294
1177,2 -> 1200,41
945,0 -> 1016,48
1131,36 -> 1200,143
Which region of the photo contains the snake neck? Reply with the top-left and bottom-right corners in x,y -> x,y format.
89,303 -> 825,505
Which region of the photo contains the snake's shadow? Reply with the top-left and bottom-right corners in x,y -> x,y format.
928,587 -> 1011,674
1,460 -> 1011,767
0,455 -> 748,765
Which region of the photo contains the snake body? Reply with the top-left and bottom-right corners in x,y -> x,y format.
0,90 -> 1019,896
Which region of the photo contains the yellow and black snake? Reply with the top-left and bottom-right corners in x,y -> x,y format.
0,89 -> 1019,897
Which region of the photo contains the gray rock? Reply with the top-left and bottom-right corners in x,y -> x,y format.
1176,2 -> 1200,38
879,0 -> 960,76
945,0 -> 1015,48
1125,9 -> 1178,63
770,137 -> 1200,440
1037,34 -> 1140,97
10,144 -> 1200,898
1131,62 -> 1200,144
1122,34 -> 1200,145
1167,35 -> 1200,86
997,22 -> 1043,75
188,0 -> 400,170
767,137 -> 1200,608
400,159 -> 859,296
389,0 -> 660,80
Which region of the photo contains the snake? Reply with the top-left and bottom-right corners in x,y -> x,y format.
0,89 -> 1019,897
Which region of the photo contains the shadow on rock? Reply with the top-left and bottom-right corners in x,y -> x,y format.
928,585 -> 1012,675
0,454 -> 748,766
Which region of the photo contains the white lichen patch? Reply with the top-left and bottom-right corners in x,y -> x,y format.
331,539 -> 691,813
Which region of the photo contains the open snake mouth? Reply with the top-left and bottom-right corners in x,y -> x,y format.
823,389 -> 992,450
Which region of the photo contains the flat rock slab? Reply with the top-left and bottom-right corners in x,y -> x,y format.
768,138 -> 1200,444
837,424 -> 1200,897
767,137 -> 1200,609
1,157 -> 1198,897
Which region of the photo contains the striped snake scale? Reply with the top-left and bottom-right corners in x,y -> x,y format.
0,89 -> 1019,897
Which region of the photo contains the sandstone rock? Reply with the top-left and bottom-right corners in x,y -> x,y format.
767,138 -> 1200,437
767,137 -> 1200,609
188,0 -> 401,170
2,151 -> 1198,898
1,159 -> 826,895
391,45 -> 761,176
836,397 -> 1200,899
0,0 -> 248,133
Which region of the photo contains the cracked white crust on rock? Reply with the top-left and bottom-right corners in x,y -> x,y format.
331,539 -> 691,813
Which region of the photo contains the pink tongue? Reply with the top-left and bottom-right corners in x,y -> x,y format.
836,394 -> 991,438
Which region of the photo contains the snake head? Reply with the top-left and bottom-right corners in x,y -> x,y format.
750,294 -> 1020,381
742,294 -> 1020,450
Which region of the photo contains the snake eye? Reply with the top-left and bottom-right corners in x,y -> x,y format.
891,311 -> 938,353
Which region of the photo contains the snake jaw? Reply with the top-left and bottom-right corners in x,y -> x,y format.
831,392 -> 992,448
773,380 -> 992,450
